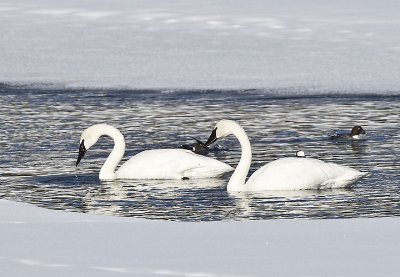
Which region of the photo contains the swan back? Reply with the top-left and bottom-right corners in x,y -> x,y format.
116,149 -> 233,179
246,157 -> 367,191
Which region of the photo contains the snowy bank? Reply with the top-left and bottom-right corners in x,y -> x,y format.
1,0 -> 400,92
1,199 -> 399,277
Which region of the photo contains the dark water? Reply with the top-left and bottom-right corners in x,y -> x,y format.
1,84 -> 399,221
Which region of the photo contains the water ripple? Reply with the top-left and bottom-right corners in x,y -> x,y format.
0,85 -> 399,221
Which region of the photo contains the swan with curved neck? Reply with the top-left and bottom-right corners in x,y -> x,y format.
204,120 -> 368,191
76,124 -> 233,180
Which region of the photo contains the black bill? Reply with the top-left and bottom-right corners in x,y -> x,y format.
203,127 -> 218,147
76,139 -> 87,166
193,138 -> 205,147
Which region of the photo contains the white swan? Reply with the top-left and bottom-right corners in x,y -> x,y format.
76,124 -> 233,180
203,120 -> 368,191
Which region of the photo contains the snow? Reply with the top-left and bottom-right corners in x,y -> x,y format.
1,0 -> 400,92
1,199 -> 400,277
2,0 -> 400,275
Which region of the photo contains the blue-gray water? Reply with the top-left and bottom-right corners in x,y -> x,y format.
1,84 -> 399,221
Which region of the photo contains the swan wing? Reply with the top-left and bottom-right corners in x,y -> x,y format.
182,164 -> 233,179
115,149 -> 233,179
246,157 -> 367,191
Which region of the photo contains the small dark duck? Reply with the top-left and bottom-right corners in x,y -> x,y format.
180,138 -> 208,155
330,125 -> 366,140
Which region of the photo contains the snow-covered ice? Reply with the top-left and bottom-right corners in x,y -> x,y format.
1,0 -> 400,276
1,0 -> 400,92
1,199 -> 400,277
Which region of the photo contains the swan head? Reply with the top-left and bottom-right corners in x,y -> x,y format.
76,125 -> 101,166
204,120 -> 239,147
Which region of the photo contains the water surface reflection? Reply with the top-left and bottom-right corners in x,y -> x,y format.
0,86 -> 399,220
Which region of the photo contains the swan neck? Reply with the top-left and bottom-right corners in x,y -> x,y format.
97,125 -> 125,180
227,125 -> 252,191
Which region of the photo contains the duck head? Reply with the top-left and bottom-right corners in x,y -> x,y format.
350,125 -> 366,136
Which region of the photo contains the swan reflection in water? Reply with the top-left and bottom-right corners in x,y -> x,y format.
2,169 -> 385,221
229,188 -> 355,220
79,177 -> 233,219
77,176 -> 357,220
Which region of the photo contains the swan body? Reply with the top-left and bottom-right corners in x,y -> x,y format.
204,120 -> 368,192
116,149 -> 232,179
76,124 -> 233,180
246,157 -> 366,191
